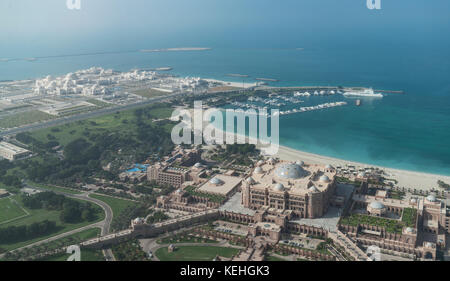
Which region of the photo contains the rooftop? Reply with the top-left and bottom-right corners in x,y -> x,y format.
197,174 -> 242,196
249,161 -> 336,196
0,141 -> 30,155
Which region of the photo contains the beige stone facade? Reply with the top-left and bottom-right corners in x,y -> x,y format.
242,159 -> 337,219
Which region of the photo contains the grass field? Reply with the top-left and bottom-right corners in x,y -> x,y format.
155,246 -> 240,261
0,195 -> 105,251
27,104 -> 173,146
265,255 -> 287,261
0,110 -> 54,129
89,193 -> 138,225
132,88 -> 170,98
0,196 -> 28,224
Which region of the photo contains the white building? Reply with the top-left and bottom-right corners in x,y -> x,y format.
0,142 -> 31,161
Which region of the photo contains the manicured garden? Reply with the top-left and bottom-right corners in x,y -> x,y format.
184,186 -> 226,203
339,214 -> 404,234
155,245 -> 240,261
156,233 -> 218,244
401,208 -> 417,227
112,239 -> 149,261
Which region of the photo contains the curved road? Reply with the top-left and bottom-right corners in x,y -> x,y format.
1,183 -> 116,261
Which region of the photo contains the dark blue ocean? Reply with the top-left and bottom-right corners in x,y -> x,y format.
1,35 -> 450,175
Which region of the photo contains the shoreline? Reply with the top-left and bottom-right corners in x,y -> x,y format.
197,116 -> 450,192
274,144 -> 450,191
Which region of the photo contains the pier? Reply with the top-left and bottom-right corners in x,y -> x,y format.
374,89 -> 405,94
255,78 -> 279,82
226,74 -> 249,78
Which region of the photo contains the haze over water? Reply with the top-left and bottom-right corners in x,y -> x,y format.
1,0 -> 450,175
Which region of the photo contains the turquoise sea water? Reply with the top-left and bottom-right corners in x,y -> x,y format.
1,42 -> 449,176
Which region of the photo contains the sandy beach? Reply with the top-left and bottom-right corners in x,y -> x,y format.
274,144 -> 450,192
180,100 -> 450,193
215,125 -> 450,192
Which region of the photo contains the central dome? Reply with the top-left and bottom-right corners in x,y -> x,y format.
275,163 -> 308,179
209,178 -> 224,185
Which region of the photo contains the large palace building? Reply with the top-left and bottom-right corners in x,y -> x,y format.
242,158 -> 337,219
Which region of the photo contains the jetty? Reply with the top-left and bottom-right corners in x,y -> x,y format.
374,89 -> 405,94
255,78 -> 279,82
226,74 -> 249,78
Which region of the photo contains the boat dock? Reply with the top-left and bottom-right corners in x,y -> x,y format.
226,74 -> 249,78
374,89 -> 405,94
255,78 -> 279,82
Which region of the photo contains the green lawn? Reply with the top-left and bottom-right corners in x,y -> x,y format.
89,193 -> 138,225
157,234 -> 218,245
340,214 -> 404,234
132,88 -> 170,99
27,104 -> 173,147
0,196 -> 105,251
265,255 -> 287,261
0,110 -> 54,129
155,246 -> 240,261
0,196 -> 28,224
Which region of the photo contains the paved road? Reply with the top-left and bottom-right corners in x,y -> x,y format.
0,183 -> 115,261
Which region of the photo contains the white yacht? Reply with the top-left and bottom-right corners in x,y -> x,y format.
343,88 -> 383,98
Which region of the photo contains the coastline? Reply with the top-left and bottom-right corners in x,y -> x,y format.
198,113 -> 450,192
274,144 -> 450,191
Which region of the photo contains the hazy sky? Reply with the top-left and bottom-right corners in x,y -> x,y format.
1,0 -> 449,56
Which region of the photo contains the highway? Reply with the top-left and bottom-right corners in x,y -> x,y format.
0,92 -> 185,138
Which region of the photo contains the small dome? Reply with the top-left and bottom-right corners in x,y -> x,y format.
209,177 -> 223,185
133,217 -> 144,225
257,160 -> 265,166
426,194 -> 437,202
254,167 -> 264,174
309,185 -> 319,192
320,175 -> 330,183
296,160 -> 304,166
405,227 -> 414,234
325,164 -> 333,169
369,201 -> 385,209
246,177 -> 256,184
274,183 -> 285,191
194,162 -> 202,168
410,198 -> 417,204
176,189 -> 183,194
